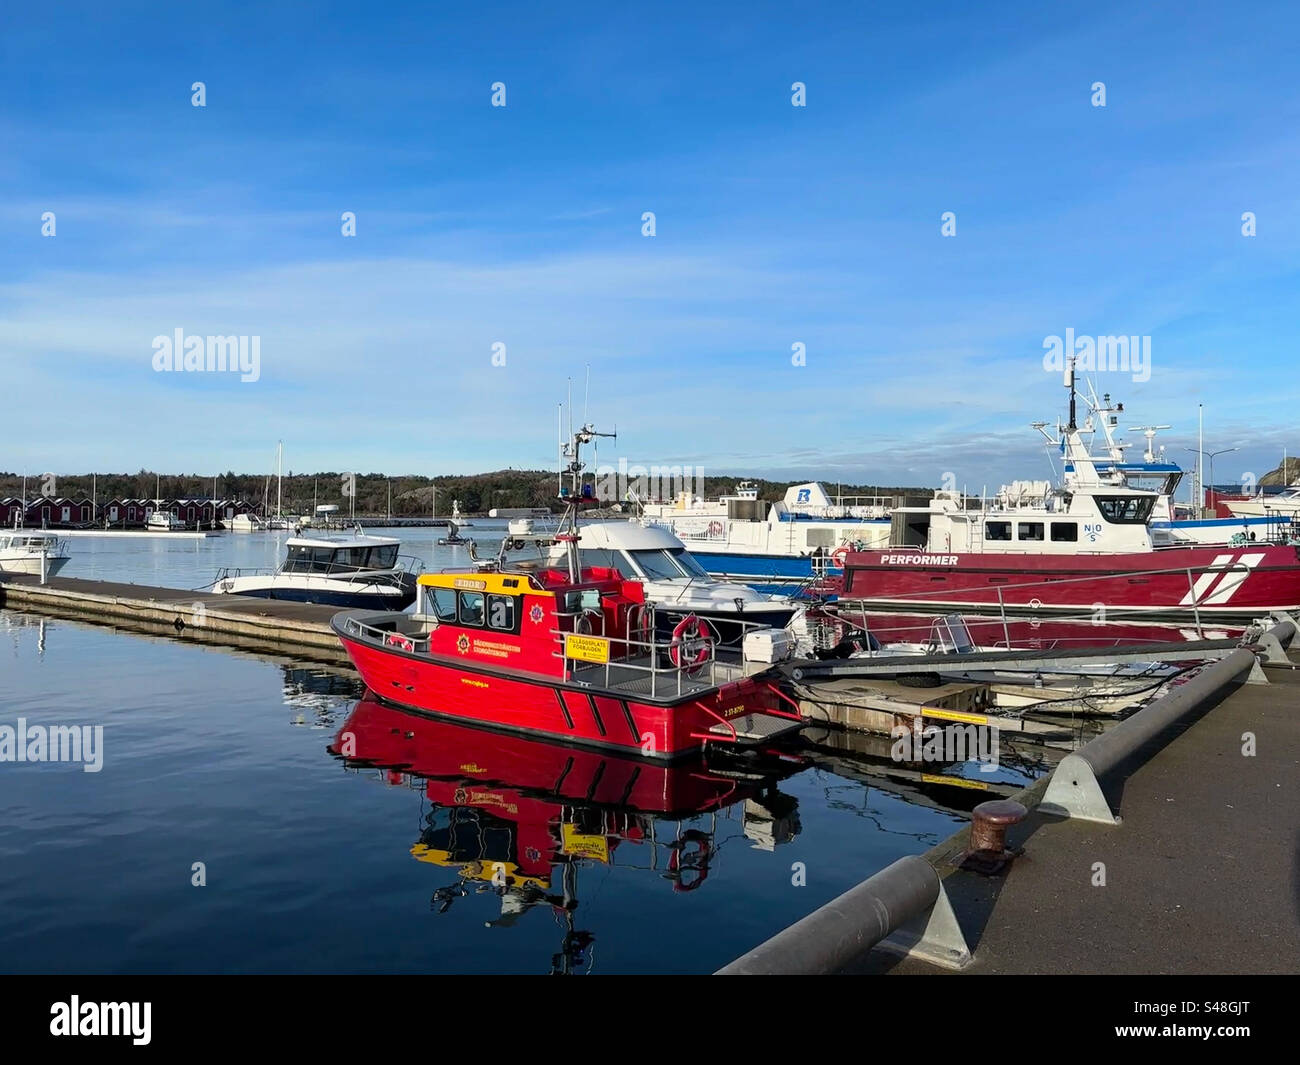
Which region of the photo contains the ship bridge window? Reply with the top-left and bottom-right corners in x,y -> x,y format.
1096,496 -> 1155,524
487,594 -> 518,632
1017,522 -> 1045,541
458,590 -> 485,626
427,586 -> 457,621
366,544 -> 398,569
985,521 -> 1012,541
1050,522 -> 1079,542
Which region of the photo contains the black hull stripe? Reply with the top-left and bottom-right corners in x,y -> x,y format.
554,688 -> 574,730
619,699 -> 639,743
587,694 -> 607,737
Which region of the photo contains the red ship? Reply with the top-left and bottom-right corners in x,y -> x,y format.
840,544 -> 1300,619
332,424 -> 804,760
838,366 -> 1300,619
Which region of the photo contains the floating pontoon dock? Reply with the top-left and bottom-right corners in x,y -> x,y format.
0,574 -> 346,663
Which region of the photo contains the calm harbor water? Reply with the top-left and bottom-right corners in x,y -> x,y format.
54,524 -> 498,590
0,529 -> 1046,973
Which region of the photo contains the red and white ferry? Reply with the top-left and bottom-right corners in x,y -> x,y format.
332,425 -> 804,760
840,367 -> 1300,619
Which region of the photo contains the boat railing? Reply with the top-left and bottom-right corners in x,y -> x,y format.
551,620 -> 721,698
339,614 -> 434,654
549,605 -> 777,697
843,557 -> 1291,640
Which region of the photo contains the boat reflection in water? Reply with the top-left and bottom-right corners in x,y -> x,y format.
329,693 -> 803,973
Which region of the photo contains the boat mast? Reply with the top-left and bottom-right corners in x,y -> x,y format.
276,441 -> 283,520
556,422 -> 616,583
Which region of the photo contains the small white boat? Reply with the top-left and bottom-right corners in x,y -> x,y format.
229,513 -> 266,533
0,531 -> 70,577
206,531 -> 423,609
1224,482 -> 1300,519
145,506 -> 186,532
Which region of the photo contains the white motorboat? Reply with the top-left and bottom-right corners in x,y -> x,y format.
544,519 -> 800,644
229,513 -> 266,533
145,504 -> 186,532
1224,482 -> 1300,520
206,531 -> 423,609
0,531 -> 70,577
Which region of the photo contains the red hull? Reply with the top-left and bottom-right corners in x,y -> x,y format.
337,632 -> 785,760
842,544 -> 1300,617
330,694 -> 796,817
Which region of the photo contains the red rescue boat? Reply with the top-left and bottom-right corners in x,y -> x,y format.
332,424 -> 804,760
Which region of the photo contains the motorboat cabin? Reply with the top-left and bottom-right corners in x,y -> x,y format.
207,532 -> 421,609
0,531 -> 71,577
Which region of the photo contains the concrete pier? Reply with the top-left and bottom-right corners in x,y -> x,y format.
0,574 -> 347,663
722,639 -> 1300,975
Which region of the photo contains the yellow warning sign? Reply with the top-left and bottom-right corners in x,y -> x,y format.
564,633 -> 610,664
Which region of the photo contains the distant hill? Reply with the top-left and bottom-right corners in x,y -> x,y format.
0,469 -> 929,517
1260,458 -> 1300,487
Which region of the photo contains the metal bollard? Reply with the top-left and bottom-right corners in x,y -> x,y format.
959,799 -> 1027,875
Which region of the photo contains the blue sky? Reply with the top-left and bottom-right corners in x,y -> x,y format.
2,1 -> 1298,493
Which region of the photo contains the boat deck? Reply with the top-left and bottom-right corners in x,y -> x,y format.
569,654 -> 748,700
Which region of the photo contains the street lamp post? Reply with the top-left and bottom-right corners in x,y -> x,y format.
1184,446 -> 1239,514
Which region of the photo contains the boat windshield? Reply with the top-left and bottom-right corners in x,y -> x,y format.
626,547 -> 710,581
1096,496 -> 1156,524
282,543 -> 398,573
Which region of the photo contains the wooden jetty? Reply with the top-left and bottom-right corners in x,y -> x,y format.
0,574 -> 347,663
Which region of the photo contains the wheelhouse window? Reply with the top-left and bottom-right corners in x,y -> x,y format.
985,521 -> 1012,541
1017,522 -> 1045,541
365,544 -> 398,569
458,590 -> 485,626
427,586 -> 457,621
487,594 -> 517,632
1050,522 -> 1079,542
1096,496 -> 1155,524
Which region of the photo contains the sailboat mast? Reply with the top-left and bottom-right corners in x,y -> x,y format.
276,441 -> 283,519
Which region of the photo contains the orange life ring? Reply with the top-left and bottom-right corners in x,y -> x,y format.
831,547 -> 850,569
386,633 -> 414,652
669,614 -> 713,673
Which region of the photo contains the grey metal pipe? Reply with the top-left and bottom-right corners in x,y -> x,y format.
715,854 -> 938,975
